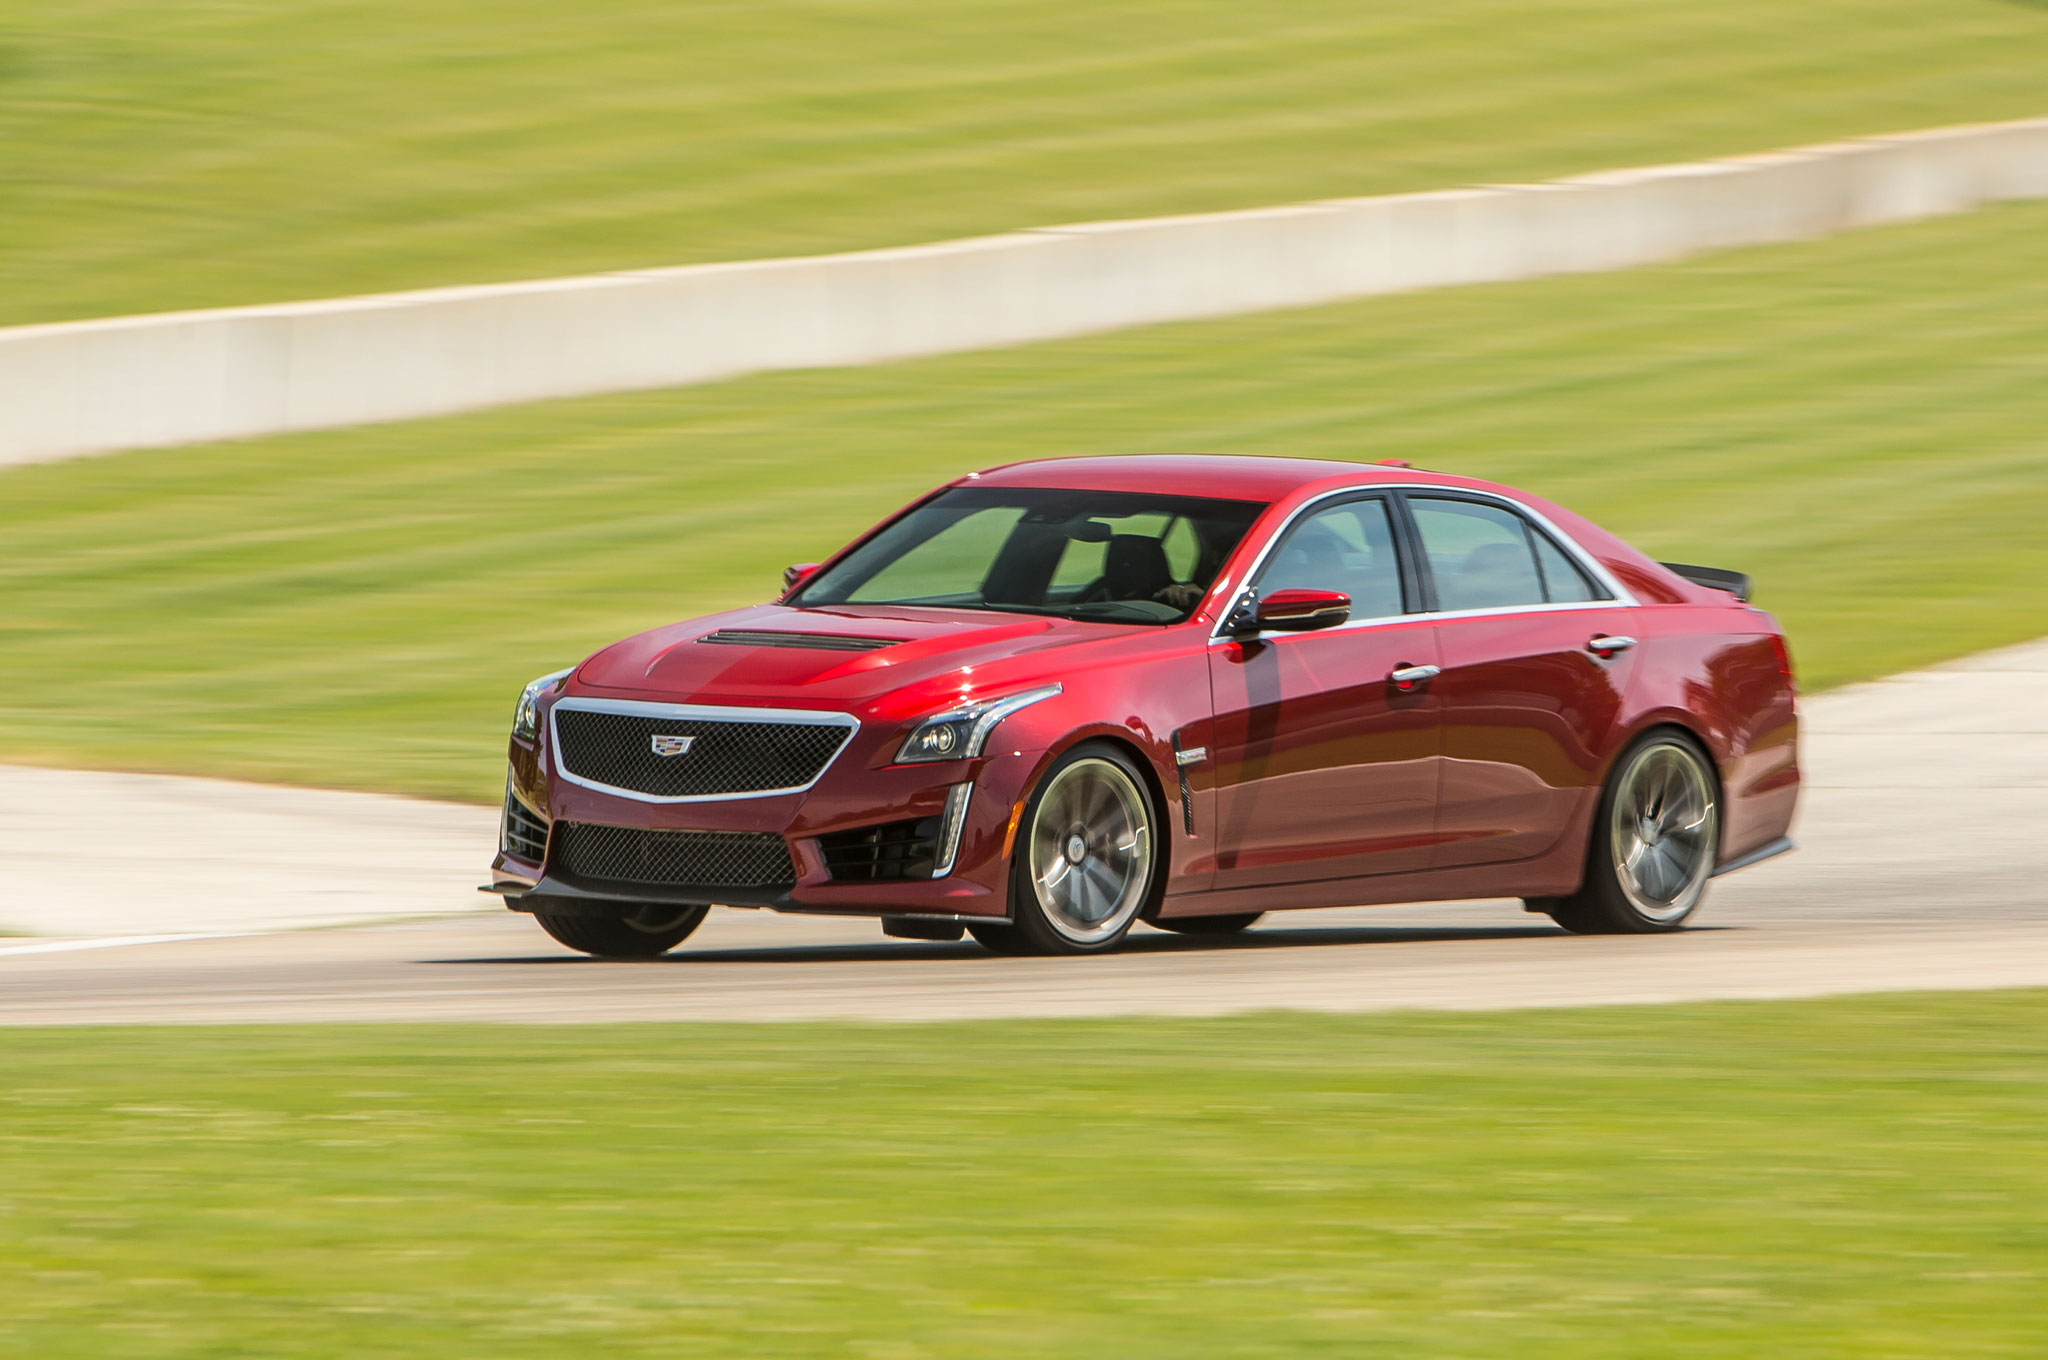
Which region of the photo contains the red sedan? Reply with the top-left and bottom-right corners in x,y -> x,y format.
488,456 -> 1799,956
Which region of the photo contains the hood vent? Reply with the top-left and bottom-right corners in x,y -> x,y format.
698,629 -> 902,653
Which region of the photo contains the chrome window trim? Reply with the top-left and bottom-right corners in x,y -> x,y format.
1207,482 -> 1637,642
1204,598 -> 1633,648
549,696 -> 859,805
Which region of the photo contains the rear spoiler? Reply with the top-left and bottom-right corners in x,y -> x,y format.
1660,561 -> 1752,603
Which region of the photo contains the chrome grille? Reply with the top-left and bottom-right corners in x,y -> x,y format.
552,822 -> 796,890
552,702 -> 855,800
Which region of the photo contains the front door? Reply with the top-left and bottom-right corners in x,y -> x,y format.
1204,494 -> 1443,891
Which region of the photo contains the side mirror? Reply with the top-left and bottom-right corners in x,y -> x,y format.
1255,587 -> 1351,632
782,563 -> 822,596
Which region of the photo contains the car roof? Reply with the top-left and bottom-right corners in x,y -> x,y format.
893,454 -> 1703,608
963,454 -> 1468,501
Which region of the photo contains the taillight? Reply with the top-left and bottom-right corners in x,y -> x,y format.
1769,634 -> 1797,696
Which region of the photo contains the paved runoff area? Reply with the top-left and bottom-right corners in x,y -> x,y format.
2,637 -> 2043,1024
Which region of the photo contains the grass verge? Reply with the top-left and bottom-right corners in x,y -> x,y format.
2,991 -> 2044,1356
3,200 -> 2045,801
5,0 -> 2048,325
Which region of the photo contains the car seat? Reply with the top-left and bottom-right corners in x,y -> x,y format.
1102,534 -> 1175,601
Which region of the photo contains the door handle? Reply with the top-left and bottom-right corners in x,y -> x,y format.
1587,635 -> 1637,659
1389,663 -> 1441,691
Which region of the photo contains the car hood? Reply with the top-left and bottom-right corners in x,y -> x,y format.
573,603 -> 1146,711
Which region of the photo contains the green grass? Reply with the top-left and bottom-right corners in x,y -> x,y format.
4,199 -> 2046,802
2,992 -> 2044,1356
5,0 -> 2048,326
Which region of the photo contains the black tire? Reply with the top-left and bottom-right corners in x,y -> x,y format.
1541,732 -> 1720,935
534,904 -> 709,958
996,742 -> 1164,956
1151,912 -> 1263,936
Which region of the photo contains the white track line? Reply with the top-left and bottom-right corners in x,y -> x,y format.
0,933 -> 243,959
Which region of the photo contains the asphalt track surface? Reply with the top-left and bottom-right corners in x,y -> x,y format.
3,639 -> 2043,1025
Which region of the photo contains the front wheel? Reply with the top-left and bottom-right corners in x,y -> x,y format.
988,743 -> 1162,955
534,904 -> 709,958
1542,733 -> 1720,935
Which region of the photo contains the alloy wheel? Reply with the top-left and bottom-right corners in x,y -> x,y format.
1608,741 -> 1718,922
1026,757 -> 1154,946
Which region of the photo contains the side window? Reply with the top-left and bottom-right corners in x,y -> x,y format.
1530,530 -> 1605,603
1255,497 -> 1407,619
1408,498 -> 1546,611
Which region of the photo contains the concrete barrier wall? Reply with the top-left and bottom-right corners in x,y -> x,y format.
4,117 -> 2045,468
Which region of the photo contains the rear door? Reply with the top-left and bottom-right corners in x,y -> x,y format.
1204,493 -> 1443,890
1400,492 -> 1638,870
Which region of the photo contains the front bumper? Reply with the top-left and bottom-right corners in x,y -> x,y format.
488,731 -> 1036,922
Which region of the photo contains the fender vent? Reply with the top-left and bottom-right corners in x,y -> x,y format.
699,629 -> 902,652
1170,731 -> 1197,836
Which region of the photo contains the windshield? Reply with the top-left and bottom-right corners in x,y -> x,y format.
791,486 -> 1268,625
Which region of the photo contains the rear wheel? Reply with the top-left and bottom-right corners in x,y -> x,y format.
534,904 -> 709,958
1541,733 -> 1719,935
980,743 -> 1162,955
1151,912 -> 1263,937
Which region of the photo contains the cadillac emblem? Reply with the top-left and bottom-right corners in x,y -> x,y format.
650,733 -> 696,757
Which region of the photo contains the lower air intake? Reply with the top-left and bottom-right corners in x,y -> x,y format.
502,790 -> 550,862
552,822 -> 796,890
818,817 -> 942,882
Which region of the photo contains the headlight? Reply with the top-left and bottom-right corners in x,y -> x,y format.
511,667 -> 573,741
895,683 -> 1061,764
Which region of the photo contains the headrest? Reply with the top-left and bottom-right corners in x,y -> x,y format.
1104,534 -> 1173,597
